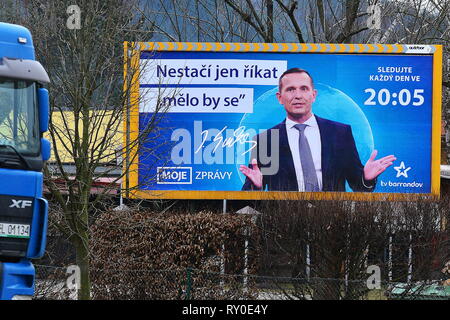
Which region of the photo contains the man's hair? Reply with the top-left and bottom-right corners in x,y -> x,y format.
278,68 -> 314,91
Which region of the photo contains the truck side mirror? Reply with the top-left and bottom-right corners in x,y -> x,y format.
41,138 -> 51,161
37,88 -> 49,133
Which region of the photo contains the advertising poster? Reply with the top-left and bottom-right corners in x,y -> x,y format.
125,43 -> 442,200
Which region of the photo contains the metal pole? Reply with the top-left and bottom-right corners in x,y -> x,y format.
220,200 -> 227,287
306,232 -> 310,280
407,233 -> 413,283
364,245 -> 369,270
124,45 -> 131,199
345,201 -> 355,293
388,235 -> 393,283
243,234 -> 249,293
119,182 -> 123,207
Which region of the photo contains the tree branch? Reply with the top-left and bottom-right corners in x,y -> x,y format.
275,0 -> 305,43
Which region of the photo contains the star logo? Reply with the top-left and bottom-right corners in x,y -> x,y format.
394,161 -> 411,178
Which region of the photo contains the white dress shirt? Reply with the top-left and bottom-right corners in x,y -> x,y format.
285,115 -> 323,191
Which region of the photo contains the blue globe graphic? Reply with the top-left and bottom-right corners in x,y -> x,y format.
235,84 -> 374,191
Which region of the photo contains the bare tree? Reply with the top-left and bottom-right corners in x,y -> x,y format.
140,1 -> 448,85
257,197 -> 449,300
8,0 -> 169,299
138,0 -> 258,42
3,0 -> 448,300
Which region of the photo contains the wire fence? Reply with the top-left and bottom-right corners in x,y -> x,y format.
33,265 -> 450,300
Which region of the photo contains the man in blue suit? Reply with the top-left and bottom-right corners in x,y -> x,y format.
240,68 -> 396,192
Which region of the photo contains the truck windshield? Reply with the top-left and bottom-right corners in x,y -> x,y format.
0,79 -> 39,156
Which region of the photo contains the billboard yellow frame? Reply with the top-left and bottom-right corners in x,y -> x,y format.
123,42 -> 442,201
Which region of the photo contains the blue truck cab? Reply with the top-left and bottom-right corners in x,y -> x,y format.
0,22 -> 50,300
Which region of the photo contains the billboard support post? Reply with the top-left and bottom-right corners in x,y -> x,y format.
220,199 -> 227,284
236,206 -> 262,294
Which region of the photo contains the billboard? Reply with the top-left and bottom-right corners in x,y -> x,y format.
124,42 -> 442,200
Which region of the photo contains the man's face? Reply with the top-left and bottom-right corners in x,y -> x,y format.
276,72 -> 317,123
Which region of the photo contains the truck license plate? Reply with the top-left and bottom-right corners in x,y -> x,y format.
0,223 -> 30,238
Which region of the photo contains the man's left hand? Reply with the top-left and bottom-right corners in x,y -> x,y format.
364,150 -> 396,181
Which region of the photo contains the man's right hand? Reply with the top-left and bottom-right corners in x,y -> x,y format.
239,158 -> 263,189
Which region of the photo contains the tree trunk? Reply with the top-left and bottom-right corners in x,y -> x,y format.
266,0 -> 273,42
73,223 -> 90,300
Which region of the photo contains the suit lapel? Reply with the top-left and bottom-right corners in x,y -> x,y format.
275,120 -> 298,190
315,116 -> 333,190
